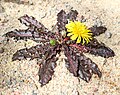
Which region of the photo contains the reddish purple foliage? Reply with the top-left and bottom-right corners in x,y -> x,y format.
4,10 -> 115,86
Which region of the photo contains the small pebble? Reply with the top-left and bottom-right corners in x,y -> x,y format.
19,0 -> 29,4
117,41 -> 120,45
7,78 -> 12,86
0,4 -> 5,13
65,2 -> 73,10
40,12 -> 47,19
80,15 -> 86,22
0,36 -> 6,43
32,90 -> 37,95
28,0 -> 34,5
105,32 -> 112,38
76,0 -> 82,3
0,48 -> 4,53
94,19 -> 102,27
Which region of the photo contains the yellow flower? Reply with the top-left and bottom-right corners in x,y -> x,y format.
65,21 -> 92,44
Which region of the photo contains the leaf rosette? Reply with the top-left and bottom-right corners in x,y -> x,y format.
4,10 -> 115,86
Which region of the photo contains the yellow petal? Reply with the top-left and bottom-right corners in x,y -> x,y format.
71,34 -> 78,40
84,37 -> 89,44
67,33 -> 73,36
82,38 -> 85,45
76,36 -> 81,43
65,21 -> 75,28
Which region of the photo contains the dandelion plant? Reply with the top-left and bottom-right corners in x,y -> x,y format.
4,10 -> 115,86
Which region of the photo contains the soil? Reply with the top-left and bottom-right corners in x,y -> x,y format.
0,0 -> 120,95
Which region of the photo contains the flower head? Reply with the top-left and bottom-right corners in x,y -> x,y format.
65,21 -> 92,44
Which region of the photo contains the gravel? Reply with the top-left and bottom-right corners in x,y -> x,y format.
0,0 -> 120,95
0,4 -> 5,13
105,32 -> 112,38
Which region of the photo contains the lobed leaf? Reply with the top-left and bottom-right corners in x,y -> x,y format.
64,45 -> 102,82
12,45 -> 44,61
5,28 -> 42,42
64,45 -> 78,76
19,14 -> 49,33
67,10 -> 78,21
5,28 -> 55,42
4,14 -> 57,42
77,53 -> 102,82
89,26 -> 107,36
57,10 -> 78,32
57,10 -> 67,32
85,38 -> 115,58
38,45 -> 61,86
12,44 -> 51,61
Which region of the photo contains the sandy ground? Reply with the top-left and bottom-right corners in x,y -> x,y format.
0,0 -> 120,95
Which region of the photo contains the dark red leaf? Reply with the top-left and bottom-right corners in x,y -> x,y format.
38,58 -> 57,86
67,10 -> 78,21
12,44 -> 51,61
89,26 -> 107,36
19,14 -> 49,33
85,38 -> 115,58
12,43 -> 61,61
38,45 -> 61,86
77,53 -> 102,82
4,14 -> 56,42
64,45 -> 78,76
5,28 -> 42,42
5,28 -> 56,42
64,46 -> 102,82
57,10 -> 67,32
57,10 -> 78,32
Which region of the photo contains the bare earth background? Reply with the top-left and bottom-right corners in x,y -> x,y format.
0,0 -> 120,95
